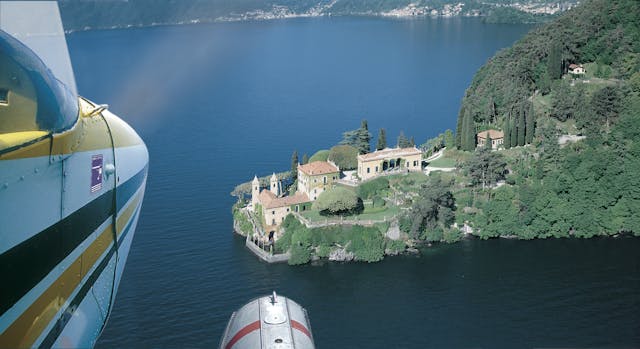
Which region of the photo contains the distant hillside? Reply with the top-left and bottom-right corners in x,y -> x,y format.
58,0 -> 579,32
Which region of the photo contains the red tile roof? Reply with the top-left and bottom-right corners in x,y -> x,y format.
298,161 -> 339,176
477,129 -> 504,140
259,189 -> 310,209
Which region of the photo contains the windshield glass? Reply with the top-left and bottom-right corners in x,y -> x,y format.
0,29 -> 78,135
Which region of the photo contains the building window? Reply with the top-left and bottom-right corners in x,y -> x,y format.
375,166 -> 378,172
272,211 -> 275,215
0,89 -> 8,105
406,161 -> 409,167
272,219 -> 275,225
367,167 -> 370,173
295,205 -> 299,212
287,208 -> 290,212
314,189 -> 317,193
413,160 -> 418,166
314,179 -> 317,183
323,176 -> 327,184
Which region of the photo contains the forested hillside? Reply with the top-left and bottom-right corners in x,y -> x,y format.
454,0 -> 640,238
58,0 -> 577,31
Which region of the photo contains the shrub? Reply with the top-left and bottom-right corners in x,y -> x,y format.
328,145 -> 358,170
348,226 -> 385,262
316,244 -> 331,258
308,150 -> 330,162
357,177 -> 389,199
289,243 -> 311,265
443,229 -> 462,243
385,239 -> 406,254
372,195 -> 386,208
313,187 -> 363,216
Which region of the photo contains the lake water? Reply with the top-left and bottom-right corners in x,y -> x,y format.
66,17 -> 640,348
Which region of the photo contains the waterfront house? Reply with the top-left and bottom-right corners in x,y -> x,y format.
568,63 -> 585,75
476,129 -> 504,150
297,161 -> 341,201
250,161 -> 339,234
356,147 -> 423,181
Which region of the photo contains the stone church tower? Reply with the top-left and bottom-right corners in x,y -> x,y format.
270,173 -> 280,196
251,175 -> 260,208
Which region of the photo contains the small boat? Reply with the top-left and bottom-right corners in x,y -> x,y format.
220,292 -> 315,349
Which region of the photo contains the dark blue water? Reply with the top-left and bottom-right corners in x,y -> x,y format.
67,18 -> 640,348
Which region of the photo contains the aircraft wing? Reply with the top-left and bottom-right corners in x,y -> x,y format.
0,1 -> 77,96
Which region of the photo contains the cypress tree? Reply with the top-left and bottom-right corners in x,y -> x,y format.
504,116 -> 511,149
547,42 -> 562,80
376,128 -> 387,150
517,106 -> 526,146
510,109 -> 518,148
357,119 -> 371,154
456,107 -> 464,149
291,150 -> 299,180
484,134 -> 493,150
397,131 -> 411,148
302,153 -> 309,165
526,103 -> 535,144
463,110 -> 476,152
409,136 -> 415,147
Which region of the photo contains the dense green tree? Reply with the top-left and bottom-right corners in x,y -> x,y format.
484,134 -> 493,150
487,97 -> 497,124
517,107 -> 526,146
461,110 -> 476,152
547,41 -> 563,80
328,145 -> 359,170
503,116 -> 512,149
357,119 -> 372,154
313,187 -> 363,216
455,107 -> 464,149
376,128 -> 387,150
405,175 -> 456,240
308,149 -> 329,162
444,129 -> 455,149
525,103 -> 535,144
464,148 -> 508,190
509,110 -> 518,148
397,131 -> 412,148
409,136 -> 415,147
302,153 -> 309,165
591,86 -> 621,131
291,150 -> 298,180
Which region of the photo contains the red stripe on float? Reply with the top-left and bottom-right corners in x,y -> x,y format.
290,320 -> 312,339
225,320 -> 261,349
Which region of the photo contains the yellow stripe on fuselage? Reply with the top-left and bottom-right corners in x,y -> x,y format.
0,190 -> 143,348
0,99 -> 142,161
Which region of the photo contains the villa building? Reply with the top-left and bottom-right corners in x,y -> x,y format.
250,161 -> 339,233
568,63 -> 586,75
297,161 -> 340,201
357,147 -> 423,181
476,129 -> 504,150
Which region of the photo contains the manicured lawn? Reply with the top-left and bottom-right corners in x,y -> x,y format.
300,204 -> 399,222
427,156 -> 457,168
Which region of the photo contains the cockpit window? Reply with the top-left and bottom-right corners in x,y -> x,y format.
0,29 -> 78,136
0,88 -> 8,105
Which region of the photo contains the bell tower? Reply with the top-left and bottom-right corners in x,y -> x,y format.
251,175 -> 260,208
270,173 -> 279,196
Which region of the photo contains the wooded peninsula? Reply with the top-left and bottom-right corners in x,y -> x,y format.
232,0 -> 640,265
